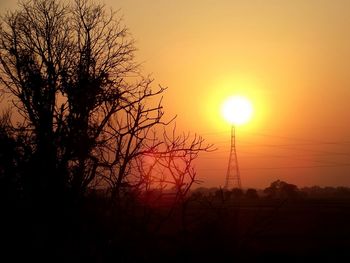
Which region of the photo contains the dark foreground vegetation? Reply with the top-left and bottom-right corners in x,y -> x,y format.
2,183 -> 350,262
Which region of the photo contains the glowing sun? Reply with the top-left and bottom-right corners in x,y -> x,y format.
221,95 -> 253,125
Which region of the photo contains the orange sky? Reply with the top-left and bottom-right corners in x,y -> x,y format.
2,0 -> 350,188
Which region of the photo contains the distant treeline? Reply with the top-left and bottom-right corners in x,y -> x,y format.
191,180 -> 350,200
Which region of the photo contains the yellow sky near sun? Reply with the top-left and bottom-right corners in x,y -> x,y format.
2,0 -> 350,187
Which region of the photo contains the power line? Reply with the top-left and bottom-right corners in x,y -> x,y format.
197,163 -> 350,172
241,163 -> 350,171
207,147 -> 350,157
212,140 -> 350,146
202,129 -> 350,144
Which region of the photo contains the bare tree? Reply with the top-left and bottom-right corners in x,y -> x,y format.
0,0 -> 211,204
132,128 -> 209,204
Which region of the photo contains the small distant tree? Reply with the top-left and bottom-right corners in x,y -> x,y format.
214,188 -> 225,201
231,188 -> 244,199
245,188 -> 258,199
264,180 -> 299,199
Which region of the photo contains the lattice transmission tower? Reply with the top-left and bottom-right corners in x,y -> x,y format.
224,125 -> 242,189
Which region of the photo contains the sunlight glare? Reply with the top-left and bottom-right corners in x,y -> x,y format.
221,95 -> 253,126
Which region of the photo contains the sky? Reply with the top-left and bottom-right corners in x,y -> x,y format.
2,0 -> 350,188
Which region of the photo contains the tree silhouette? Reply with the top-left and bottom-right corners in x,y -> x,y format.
245,188 -> 258,199
231,188 -> 244,199
0,0 -> 210,205
264,180 -> 299,199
